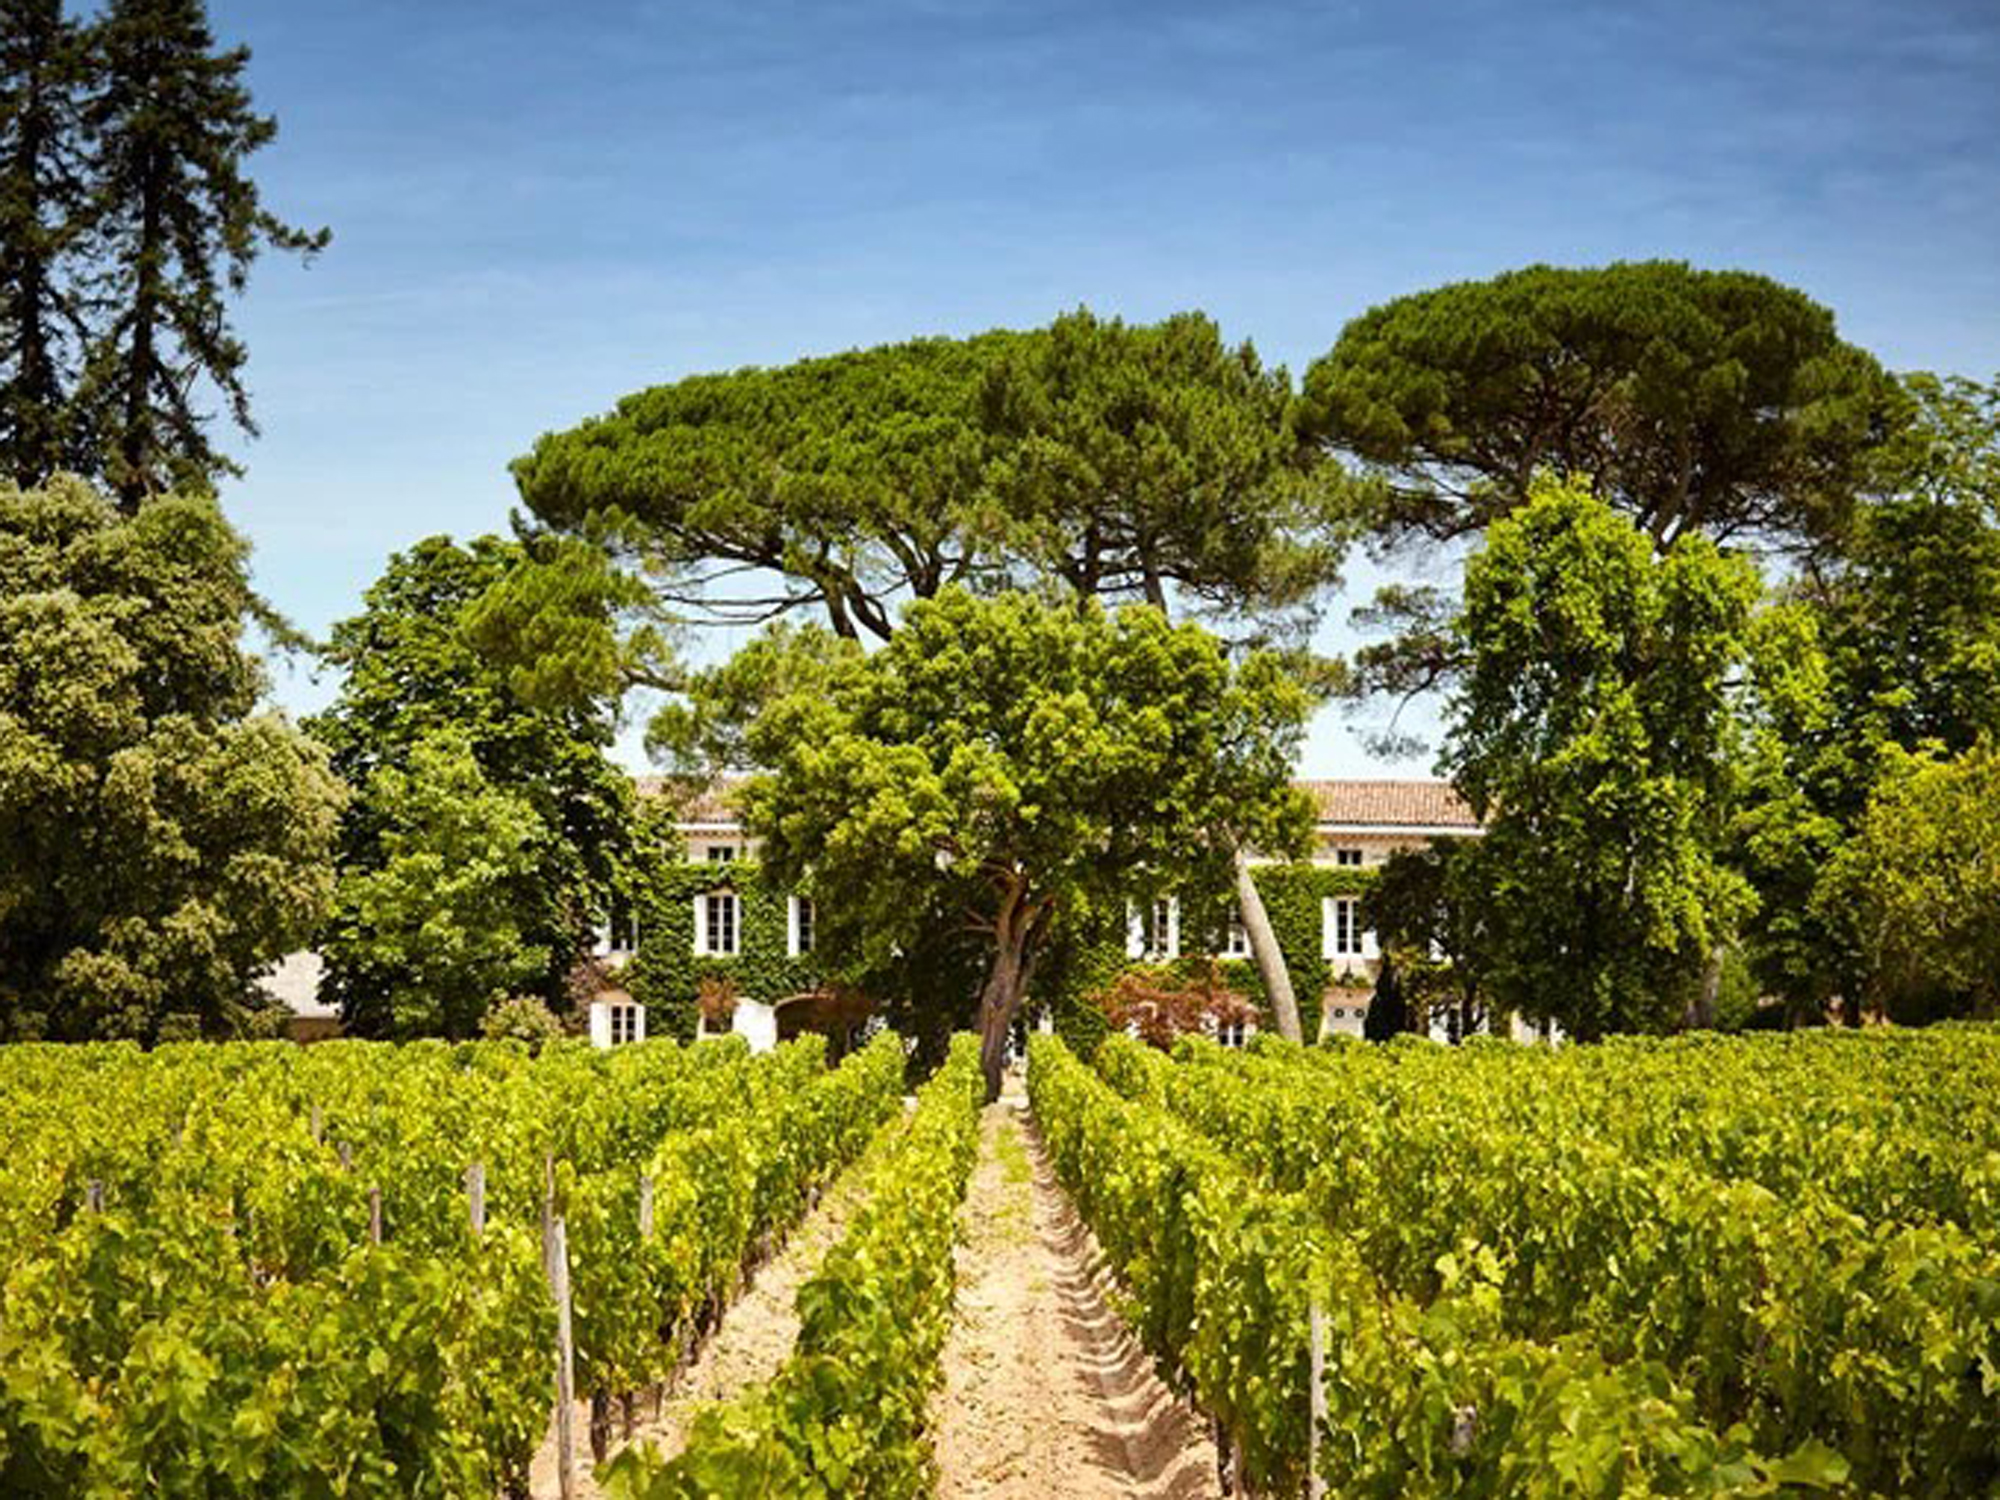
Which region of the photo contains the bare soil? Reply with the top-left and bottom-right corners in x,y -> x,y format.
930,1092 -> 1220,1499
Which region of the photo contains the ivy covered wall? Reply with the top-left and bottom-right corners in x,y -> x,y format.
623,856 -> 1378,1048
620,862 -> 820,1041
1036,862 -> 1380,1055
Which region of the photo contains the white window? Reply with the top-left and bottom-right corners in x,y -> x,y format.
1334,847 -> 1364,867
1127,897 -> 1180,959
1220,906 -> 1251,959
705,844 -> 738,864
1216,1017 -> 1250,1048
788,895 -> 815,957
1322,896 -> 1371,959
589,998 -> 647,1049
695,891 -> 740,956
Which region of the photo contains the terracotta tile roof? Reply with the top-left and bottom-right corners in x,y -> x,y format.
638,774 -> 1480,831
1298,778 -> 1479,829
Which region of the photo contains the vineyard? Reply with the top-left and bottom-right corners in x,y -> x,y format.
3,1025 -> 1998,1496
1031,1026 -> 2000,1497
0,1031 -> 939,1495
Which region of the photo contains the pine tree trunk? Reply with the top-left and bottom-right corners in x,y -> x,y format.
1236,847 -> 1302,1043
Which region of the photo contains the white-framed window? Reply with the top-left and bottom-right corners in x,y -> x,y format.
788,895 -> 815,957
695,891 -> 740,955
1216,1017 -> 1250,1048
1126,897 -> 1180,959
1220,906 -> 1251,959
1322,896 -> 1374,959
705,844 -> 738,864
1334,847 -> 1364,867
590,998 -> 647,1049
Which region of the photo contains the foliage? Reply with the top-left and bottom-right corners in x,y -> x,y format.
603,1035 -> 983,1499
0,1031 -> 904,1494
1055,1027 -> 2000,1493
310,534 -> 639,1033
481,993 -> 566,1052
321,733 -> 548,1038
1444,476 -> 1757,1039
1829,744 -> 2000,1020
0,0 -> 91,485
619,858 -> 821,1044
1731,373 -> 2000,1016
741,586 -> 1315,1097
1015,860 -> 1379,1057
72,0 -> 328,507
513,308 -> 1354,650
1301,259 -> 1905,554
1093,961 -> 1256,1050
0,478 -> 341,1040
1363,839 -> 1490,1035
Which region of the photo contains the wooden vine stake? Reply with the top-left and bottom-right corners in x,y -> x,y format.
466,1162 -> 486,1238
541,1152 -> 555,1267
310,1103 -> 323,1143
84,1179 -> 105,1213
368,1187 -> 384,1245
638,1173 -> 654,1239
1308,1300 -> 1328,1500
547,1214 -> 577,1500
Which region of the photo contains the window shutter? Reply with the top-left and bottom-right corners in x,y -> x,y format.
1320,896 -> 1337,959
1165,897 -> 1180,959
693,895 -> 707,955
1125,901 -> 1144,959
1362,923 -> 1380,961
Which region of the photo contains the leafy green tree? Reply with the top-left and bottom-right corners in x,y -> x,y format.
0,476 -> 342,1039
80,0 -> 327,509
1302,260 -> 1906,553
742,587 -> 1314,1099
1828,743 -> 2000,1021
1307,263 -> 1907,737
517,309 -> 1354,1041
1731,374 -> 2000,1020
322,732 -> 549,1038
512,307 -> 1352,644
0,0 -> 90,486
310,536 -> 638,1032
1444,476 -> 1757,1040
1364,838 -> 1490,1039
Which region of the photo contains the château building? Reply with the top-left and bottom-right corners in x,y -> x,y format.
622,777 -> 1481,1046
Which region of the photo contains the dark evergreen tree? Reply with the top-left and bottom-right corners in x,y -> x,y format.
80,0 -> 326,510
0,0 -> 91,485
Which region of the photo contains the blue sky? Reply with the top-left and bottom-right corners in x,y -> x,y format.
206,0 -> 2000,774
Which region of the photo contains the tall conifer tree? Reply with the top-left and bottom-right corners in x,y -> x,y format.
0,0 -> 91,486
81,0 -> 326,510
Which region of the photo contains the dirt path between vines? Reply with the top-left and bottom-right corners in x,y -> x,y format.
528,1113 -> 904,1499
930,1092 -> 1220,1500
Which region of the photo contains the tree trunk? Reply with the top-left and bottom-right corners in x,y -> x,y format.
974,875 -> 1049,1103
1684,945 -> 1722,1031
975,920 -> 1032,1104
1236,848 -> 1302,1043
